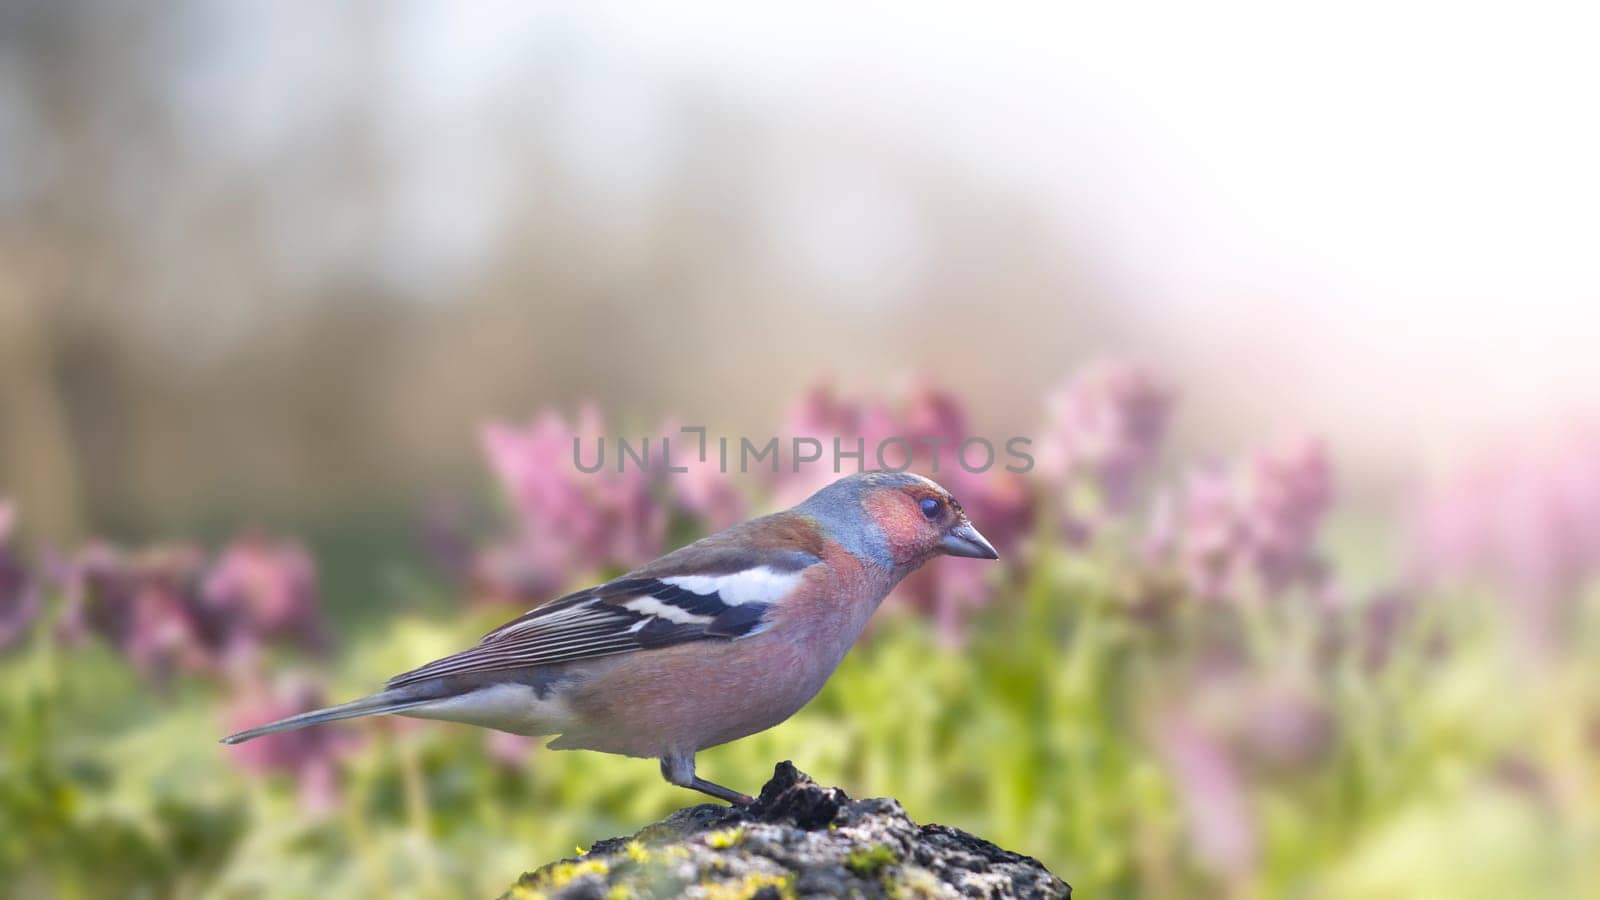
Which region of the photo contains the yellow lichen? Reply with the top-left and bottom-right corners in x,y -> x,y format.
534,857 -> 611,889
624,840 -> 652,864
698,871 -> 795,900
705,826 -> 747,849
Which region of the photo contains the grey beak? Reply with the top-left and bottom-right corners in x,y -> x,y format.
941,521 -> 999,560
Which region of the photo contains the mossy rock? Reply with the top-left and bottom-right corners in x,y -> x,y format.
502,762 -> 1069,899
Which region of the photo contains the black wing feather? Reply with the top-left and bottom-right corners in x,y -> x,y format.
384,564 -> 809,688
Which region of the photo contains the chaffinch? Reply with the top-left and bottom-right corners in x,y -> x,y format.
222,471 -> 999,804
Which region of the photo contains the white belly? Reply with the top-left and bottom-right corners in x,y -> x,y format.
402,682 -> 574,736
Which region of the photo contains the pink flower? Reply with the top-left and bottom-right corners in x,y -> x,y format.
480,407 -> 668,601
1410,425 -> 1600,657
1170,466 -> 1251,601
201,534 -> 325,658
1147,436 -> 1334,602
59,535 -> 324,680
472,540 -> 569,606
670,453 -> 750,532
895,378 -> 1033,550
121,555 -> 210,677
1229,686 -> 1335,773
894,557 -> 992,644
484,407 -> 606,560
1359,590 -> 1413,672
224,678 -> 360,813
0,500 -> 41,652
1155,711 -> 1258,879
649,418 -> 751,532
774,378 -> 1032,642
897,377 -> 969,458
1154,668 -> 1332,879
772,380 -> 899,508
59,543 -> 219,680
1039,359 -> 1174,512
1243,437 -> 1333,592
54,543 -> 127,646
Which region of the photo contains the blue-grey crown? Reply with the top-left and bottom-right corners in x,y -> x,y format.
793,471 -> 944,568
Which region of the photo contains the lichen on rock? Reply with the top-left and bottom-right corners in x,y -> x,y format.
502,762 -> 1070,899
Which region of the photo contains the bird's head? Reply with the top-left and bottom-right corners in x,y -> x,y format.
799,471 -> 999,569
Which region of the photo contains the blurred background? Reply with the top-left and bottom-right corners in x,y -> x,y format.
2,2 -> 1598,898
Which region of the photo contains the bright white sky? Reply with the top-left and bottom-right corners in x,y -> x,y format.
184,1 -> 1600,463
577,1 -> 1600,459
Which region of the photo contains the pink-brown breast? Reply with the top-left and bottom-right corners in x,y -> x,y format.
551,539 -> 902,758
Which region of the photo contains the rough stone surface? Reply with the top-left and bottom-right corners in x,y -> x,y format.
502,762 -> 1070,899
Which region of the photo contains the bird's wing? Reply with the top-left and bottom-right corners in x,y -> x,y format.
385,542 -> 822,688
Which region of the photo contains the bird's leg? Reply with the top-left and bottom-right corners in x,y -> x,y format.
659,753 -> 753,805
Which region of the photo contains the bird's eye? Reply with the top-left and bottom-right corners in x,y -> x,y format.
919,497 -> 943,520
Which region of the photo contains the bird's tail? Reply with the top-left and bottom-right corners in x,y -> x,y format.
220,689 -> 433,745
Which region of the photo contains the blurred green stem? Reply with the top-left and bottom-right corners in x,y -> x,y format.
395,733 -> 440,892
342,764 -> 389,896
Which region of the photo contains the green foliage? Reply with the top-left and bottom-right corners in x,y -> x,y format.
2,554 -> 1597,899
